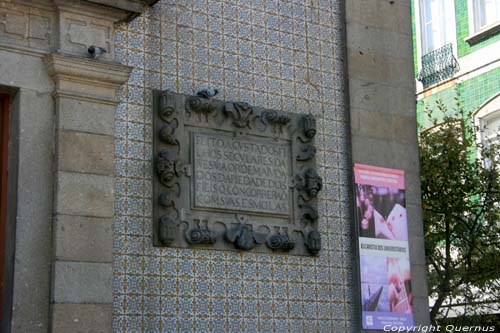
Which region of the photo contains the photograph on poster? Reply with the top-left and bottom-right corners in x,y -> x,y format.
387,257 -> 413,314
356,184 -> 408,241
361,255 -> 390,312
361,255 -> 414,329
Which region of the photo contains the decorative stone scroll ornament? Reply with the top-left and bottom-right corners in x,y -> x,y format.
152,90 -> 322,256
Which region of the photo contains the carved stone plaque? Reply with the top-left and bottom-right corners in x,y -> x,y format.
153,90 -> 322,256
193,132 -> 291,215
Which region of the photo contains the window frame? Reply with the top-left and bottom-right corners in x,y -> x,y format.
473,93 -> 500,169
466,0 -> 500,44
414,0 -> 458,86
468,0 -> 500,34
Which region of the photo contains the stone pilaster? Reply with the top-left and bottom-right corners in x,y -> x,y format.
44,52 -> 131,332
345,0 -> 430,329
44,1 -> 141,331
42,2 -> 135,331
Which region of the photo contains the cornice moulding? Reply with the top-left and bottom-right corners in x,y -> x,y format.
84,0 -> 160,21
43,53 -> 132,87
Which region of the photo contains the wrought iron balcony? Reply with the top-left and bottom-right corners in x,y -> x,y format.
418,43 -> 459,88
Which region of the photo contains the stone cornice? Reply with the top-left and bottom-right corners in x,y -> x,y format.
43,53 -> 132,102
54,0 -> 130,22
84,0 -> 160,21
44,53 -> 132,86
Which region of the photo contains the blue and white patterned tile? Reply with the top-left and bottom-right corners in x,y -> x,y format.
242,318 -> 258,332
258,281 -> 273,298
113,0 -> 350,331
274,300 -> 288,318
227,318 -> 243,332
212,318 -> 226,332
261,319 -> 274,331
161,317 -> 177,332
212,297 -> 226,316
124,316 -> 142,331
195,297 -> 211,316
196,317 -> 211,332
227,280 -> 243,297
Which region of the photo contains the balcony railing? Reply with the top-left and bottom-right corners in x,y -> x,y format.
418,43 -> 459,88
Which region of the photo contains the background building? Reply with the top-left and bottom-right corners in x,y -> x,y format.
413,0 -> 500,321
0,0 -> 428,331
413,0 -> 500,134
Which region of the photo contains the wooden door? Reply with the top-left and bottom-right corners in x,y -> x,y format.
0,94 -> 10,319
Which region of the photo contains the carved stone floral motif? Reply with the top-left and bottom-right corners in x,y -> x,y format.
225,224 -> 266,251
295,168 -> 323,202
153,91 -> 322,256
266,234 -> 295,251
223,102 -> 256,128
261,109 -> 292,133
186,228 -> 217,245
185,96 -> 218,122
158,216 -> 177,246
301,114 -> 317,140
296,144 -> 317,161
156,150 -> 177,186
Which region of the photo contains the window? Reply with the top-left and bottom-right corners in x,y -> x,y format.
472,0 -> 500,33
419,0 -> 456,55
473,94 -> 500,168
474,93 -> 500,146
479,111 -> 500,144
416,0 -> 458,88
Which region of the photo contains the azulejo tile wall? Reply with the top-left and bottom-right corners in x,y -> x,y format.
113,0 -> 352,331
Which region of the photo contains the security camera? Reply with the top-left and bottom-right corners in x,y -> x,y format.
87,45 -> 107,59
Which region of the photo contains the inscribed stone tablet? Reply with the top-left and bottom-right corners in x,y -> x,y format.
152,90 -> 322,255
193,132 -> 291,215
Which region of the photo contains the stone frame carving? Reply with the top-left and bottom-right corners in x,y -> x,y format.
153,90 -> 322,256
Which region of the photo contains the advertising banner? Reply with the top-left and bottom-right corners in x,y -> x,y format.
354,164 -> 414,330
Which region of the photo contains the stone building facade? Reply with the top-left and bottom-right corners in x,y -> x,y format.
0,0 -> 428,332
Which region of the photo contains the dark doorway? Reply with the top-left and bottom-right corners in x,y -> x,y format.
0,94 -> 10,321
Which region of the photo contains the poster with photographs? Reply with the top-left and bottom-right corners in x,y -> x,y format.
354,164 -> 414,330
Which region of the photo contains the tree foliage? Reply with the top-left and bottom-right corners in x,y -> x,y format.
419,98 -> 500,325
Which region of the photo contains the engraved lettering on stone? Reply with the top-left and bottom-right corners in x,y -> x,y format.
193,133 -> 290,215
